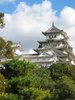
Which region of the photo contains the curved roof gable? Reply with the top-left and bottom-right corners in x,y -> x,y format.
42,23 -> 61,34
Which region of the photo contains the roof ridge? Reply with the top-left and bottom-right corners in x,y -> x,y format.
42,23 -> 61,34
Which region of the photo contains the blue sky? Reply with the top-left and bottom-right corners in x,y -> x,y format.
0,0 -> 75,15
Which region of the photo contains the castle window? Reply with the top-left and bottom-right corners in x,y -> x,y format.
49,36 -> 51,38
52,35 -> 53,38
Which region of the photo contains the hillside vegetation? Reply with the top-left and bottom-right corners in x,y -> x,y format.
0,59 -> 75,100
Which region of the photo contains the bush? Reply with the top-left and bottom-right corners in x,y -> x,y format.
1,60 -> 75,100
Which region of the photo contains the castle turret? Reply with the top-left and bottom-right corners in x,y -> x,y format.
22,23 -> 75,67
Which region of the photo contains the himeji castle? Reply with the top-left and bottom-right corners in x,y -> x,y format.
22,23 -> 75,67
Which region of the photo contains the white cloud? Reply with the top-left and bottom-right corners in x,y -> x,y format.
0,0 -> 75,54
0,0 -> 16,3
1,0 -> 55,50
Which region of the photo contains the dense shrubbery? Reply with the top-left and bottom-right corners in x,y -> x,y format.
0,59 -> 75,100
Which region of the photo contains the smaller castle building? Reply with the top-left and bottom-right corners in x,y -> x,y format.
12,43 -> 23,57
22,23 -> 75,67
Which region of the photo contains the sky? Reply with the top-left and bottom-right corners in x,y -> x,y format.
0,0 -> 75,54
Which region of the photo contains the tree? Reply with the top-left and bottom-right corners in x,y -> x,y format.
49,63 -> 75,100
0,73 -> 6,94
0,93 -> 20,100
0,37 -> 6,57
1,60 -> 75,100
1,59 -> 51,99
0,37 -> 14,58
0,13 -> 13,58
5,42 -> 14,58
0,13 -> 4,28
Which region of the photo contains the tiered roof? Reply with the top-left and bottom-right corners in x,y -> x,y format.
38,39 -> 65,44
23,23 -> 75,66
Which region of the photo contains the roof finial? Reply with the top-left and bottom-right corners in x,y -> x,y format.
52,22 -> 54,27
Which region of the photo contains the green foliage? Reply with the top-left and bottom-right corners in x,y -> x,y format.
7,41 -> 13,45
0,37 -> 6,51
0,73 -> 6,94
49,63 -> 74,80
0,93 -> 20,100
49,63 -> 75,100
0,13 -> 4,28
0,13 -> 13,58
0,37 -> 14,58
19,87 -> 50,100
2,59 -> 37,78
1,60 -> 75,100
5,43 -> 14,58
0,37 -> 6,58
